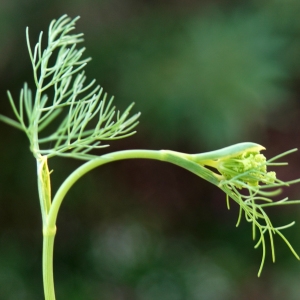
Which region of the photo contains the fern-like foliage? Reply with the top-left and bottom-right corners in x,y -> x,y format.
1,15 -> 140,160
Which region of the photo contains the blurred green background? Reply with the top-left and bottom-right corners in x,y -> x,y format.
1,0 -> 300,299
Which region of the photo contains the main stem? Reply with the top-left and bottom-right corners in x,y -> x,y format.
37,157 -> 56,300
42,149 -> 219,300
43,227 -> 56,300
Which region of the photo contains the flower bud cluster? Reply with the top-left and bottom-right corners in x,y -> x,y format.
217,151 -> 276,187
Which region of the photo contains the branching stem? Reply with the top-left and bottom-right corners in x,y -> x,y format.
1,14 -> 300,300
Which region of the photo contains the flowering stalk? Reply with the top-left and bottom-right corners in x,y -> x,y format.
45,143 -> 300,283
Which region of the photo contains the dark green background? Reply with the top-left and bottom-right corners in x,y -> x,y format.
1,0 -> 300,299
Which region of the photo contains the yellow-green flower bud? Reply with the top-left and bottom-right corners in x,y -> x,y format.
190,143 -> 278,189
217,151 -> 276,187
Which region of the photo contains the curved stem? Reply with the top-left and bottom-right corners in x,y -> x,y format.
42,148 -> 220,299
48,149 -> 219,228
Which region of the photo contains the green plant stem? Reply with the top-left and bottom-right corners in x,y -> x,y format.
48,149 -> 219,228
43,227 -> 56,300
42,148 -> 219,300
